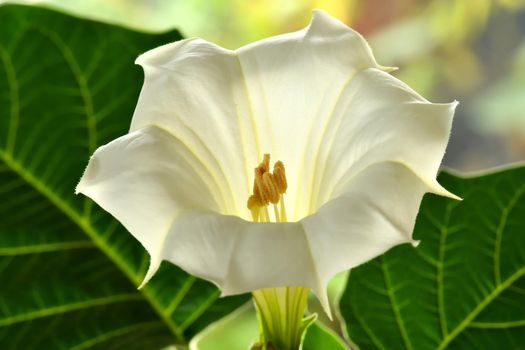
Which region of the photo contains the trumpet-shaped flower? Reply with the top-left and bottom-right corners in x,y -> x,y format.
76,10 -> 458,331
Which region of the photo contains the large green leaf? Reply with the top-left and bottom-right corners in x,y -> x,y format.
0,5 -> 247,349
340,166 -> 525,349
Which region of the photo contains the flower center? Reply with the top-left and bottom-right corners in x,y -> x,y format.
247,154 -> 288,223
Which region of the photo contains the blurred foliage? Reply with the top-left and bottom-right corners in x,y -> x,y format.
361,0 -> 525,170
3,0 -> 524,170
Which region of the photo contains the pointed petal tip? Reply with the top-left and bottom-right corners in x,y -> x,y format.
75,175 -> 87,195
135,47 -> 158,67
308,8 -> 389,72
439,188 -> 462,201
309,8 -> 349,33
137,257 -> 162,289
451,193 -> 463,201
134,55 -> 144,67
312,286 -> 333,320
134,44 -> 168,67
134,39 -> 196,68
311,9 -> 330,20
431,183 -> 462,201
137,280 -> 147,290
134,42 -> 177,67
382,66 -> 399,73
448,99 -> 460,113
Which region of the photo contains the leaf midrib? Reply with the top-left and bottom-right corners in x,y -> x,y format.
0,240 -> 94,255
381,256 -> 413,350
493,183 -> 525,285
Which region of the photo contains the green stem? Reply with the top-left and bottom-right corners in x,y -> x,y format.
252,286 -> 314,350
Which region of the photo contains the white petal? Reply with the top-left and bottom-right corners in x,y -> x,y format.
301,162 -> 429,298
133,39 -> 255,218
160,211 -> 332,315
76,126 -> 221,285
132,10 -> 387,221
237,10 -> 386,220
308,68 -> 458,213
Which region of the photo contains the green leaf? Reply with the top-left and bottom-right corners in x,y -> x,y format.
189,303 -> 259,350
0,5 -> 247,349
303,321 -> 348,350
340,166 -> 525,349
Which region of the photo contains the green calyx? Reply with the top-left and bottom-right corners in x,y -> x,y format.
251,286 -> 317,350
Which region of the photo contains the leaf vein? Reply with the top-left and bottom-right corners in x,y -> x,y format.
381,256 -> 413,350
437,267 -> 525,349
0,293 -> 141,327
493,183 -> 525,285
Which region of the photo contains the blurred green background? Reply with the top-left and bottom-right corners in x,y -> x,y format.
3,0 -> 524,172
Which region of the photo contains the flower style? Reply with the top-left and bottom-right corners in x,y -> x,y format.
76,10 -> 458,323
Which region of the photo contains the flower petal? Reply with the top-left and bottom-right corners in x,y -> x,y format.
160,211 -> 333,315
76,126 -> 222,285
301,161 -> 430,303
132,10 -> 387,221
307,68 -> 458,214
133,39 -> 256,218
237,10 -> 386,220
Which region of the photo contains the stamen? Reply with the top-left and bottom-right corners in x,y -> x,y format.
273,161 -> 287,194
247,154 -> 288,223
247,194 -> 262,210
247,195 -> 262,222
262,173 -> 280,204
261,153 -> 270,173
262,206 -> 270,222
279,197 -> 287,222
254,166 -> 270,206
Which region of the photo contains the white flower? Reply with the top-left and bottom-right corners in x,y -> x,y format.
76,10 -> 458,317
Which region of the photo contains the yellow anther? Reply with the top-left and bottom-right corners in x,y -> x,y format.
247,194 -> 262,210
254,166 -> 270,206
247,195 -> 262,222
262,172 -> 280,204
261,153 -> 270,173
247,154 -> 288,222
273,161 -> 287,194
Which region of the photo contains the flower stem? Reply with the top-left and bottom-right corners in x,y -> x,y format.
251,286 -> 314,350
